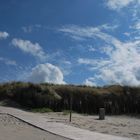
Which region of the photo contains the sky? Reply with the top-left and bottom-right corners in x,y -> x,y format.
1,0 -> 140,86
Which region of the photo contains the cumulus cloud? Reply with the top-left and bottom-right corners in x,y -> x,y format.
27,63 -> 65,84
12,38 -> 46,61
0,31 -> 9,39
59,25 -> 140,86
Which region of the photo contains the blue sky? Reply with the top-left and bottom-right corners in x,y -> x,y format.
1,0 -> 140,86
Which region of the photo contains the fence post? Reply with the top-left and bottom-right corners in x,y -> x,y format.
69,94 -> 72,122
99,108 -> 105,120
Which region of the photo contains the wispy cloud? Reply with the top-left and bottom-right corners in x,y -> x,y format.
105,0 -> 134,10
59,25 -> 140,86
132,21 -> 140,30
11,38 -> 47,61
104,0 -> 140,41
21,24 -> 50,33
124,32 -> 131,37
98,24 -> 119,31
88,45 -> 96,52
58,24 -> 119,41
58,60 -> 72,76
22,24 -> 42,33
0,57 -> 17,66
105,0 -> 140,24
78,58 -> 110,70
0,31 -> 9,39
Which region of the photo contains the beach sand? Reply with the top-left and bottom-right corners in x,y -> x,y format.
42,112 -> 140,140
0,114 -> 69,140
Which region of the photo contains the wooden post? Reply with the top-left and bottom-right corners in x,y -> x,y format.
99,108 -> 105,120
69,95 -> 72,122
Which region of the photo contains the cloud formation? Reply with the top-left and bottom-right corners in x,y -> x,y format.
0,31 -> 9,39
0,57 -> 17,66
27,63 -> 65,84
59,25 -> 140,86
84,77 -> 97,86
22,24 -> 42,33
12,38 -> 46,61
106,0 -> 133,10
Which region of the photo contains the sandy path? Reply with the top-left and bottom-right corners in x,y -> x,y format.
42,112 -> 140,140
0,114 -> 69,140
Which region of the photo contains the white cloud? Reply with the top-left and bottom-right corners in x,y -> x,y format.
0,57 -> 17,66
22,24 -> 42,33
133,21 -> 140,30
0,31 -> 9,39
84,77 -> 97,86
27,63 -> 66,84
88,45 -> 96,52
99,24 -> 119,31
12,38 -> 46,61
60,25 -> 140,86
62,60 -> 72,65
58,24 -> 119,42
22,26 -> 32,33
105,0 -> 140,36
59,25 -> 122,47
124,32 -> 131,37
78,58 -> 110,70
101,45 -> 113,55
59,60 -> 72,76
105,0 -> 140,23
106,0 -> 134,10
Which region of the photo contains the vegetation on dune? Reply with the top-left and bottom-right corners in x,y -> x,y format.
0,82 -> 140,115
